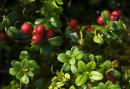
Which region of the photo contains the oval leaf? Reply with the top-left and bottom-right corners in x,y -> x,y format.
86,61 -> 96,71
75,74 -> 88,86
57,53 -> 69,63
89,71 -> 103,81
78,61 -> 86,72
71,64 -> 79,74
48,36 -> 63,46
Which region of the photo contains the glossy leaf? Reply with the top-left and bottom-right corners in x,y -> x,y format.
102,60 -> 112,70
35,18 -> 47,25
1,16 -> 11,29
57,53 -> 69,63
9,68 -> 18,76
73,51 -> 84,60
19,51 -> 29,60
71,64 -> 79,74
16,71 -> 24,79
78,61 -> 86,72
20,74 -> 29,84
50,16 -> 62,28
89,71 -> 103,81
101,10 -> 110,23
86,61 -> 96,71
93,34 -> 104,45
62,63 -> 71,71
75,74 -> 88,86
108,85 -> 121,89
48,36 -> 63,46
6,11 -> 18,24
69,85 -> 76,89
114,20 -> 126,30
69,58 -> 76,64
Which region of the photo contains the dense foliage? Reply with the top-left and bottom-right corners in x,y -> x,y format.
0,0 -> 130,89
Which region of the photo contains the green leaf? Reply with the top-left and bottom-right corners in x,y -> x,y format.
86,61 -> 96,71
108,85 -> 121,89
101,60 -> 112,70
16,71 -> 24,79
65,73 -> 70,79
98,83 -> 107,89
20,74 -> 29,84
75,74 -> 88,86
69,58 -> 76,64
6,26 -> 20,38
71,64 -> 79,74
95,55 -> 103,63
21,59 -> 28,68
57,53 -> 69,63
28,71 -> 34,77
6,11 -> 18,24
88,54 -> 95,61
101,10 -> 110,23
55,0 -> 63,5
78,61 -> 86,72
9,68 -> 18,76
19,51 -> 29,60
48,36 -> 63,46
93,34 -> 104,45
89,71 -> 103,81
69,85 -> 76,89
114,20 -> 126,30
65,30 -> 79,42
62,63 -> 71,71
66,50 -> 72,56
1,16 -> 11,29
73,51 -> 84,60
35,18 -> 47,25
50,16 -> 62,28
28,60 -> 39,71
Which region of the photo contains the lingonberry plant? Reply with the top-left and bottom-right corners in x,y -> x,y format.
0,0 -> 130,89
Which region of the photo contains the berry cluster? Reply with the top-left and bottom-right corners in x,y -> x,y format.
20,22 -> 55,44
97,10 -> 121,25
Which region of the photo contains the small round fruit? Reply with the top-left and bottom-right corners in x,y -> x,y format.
110,10 -> 121,21
20,22 -> 33,34
111,10 -> 121,18
68,19 -> 78,28
32,28 -> 37,34
31,34 -> 42,44
0,32 -> 7,41
35,24 -> 46,34
97,16 -> 104,25
45,30 -> 55,39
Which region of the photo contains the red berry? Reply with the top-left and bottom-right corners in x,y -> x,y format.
32,28 -> 37,35
110,15 -> 119,21
110,10 -> 121,21
111,10 -> 121,18
86,27 -> 93,32
68,19 -> 78,28
20,22 -> 33,34
45,30 -> 55,39
0,32 -> 7,41
97,16 -> 104,25
31,34 -> 42,44
35,24 -> 46,35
